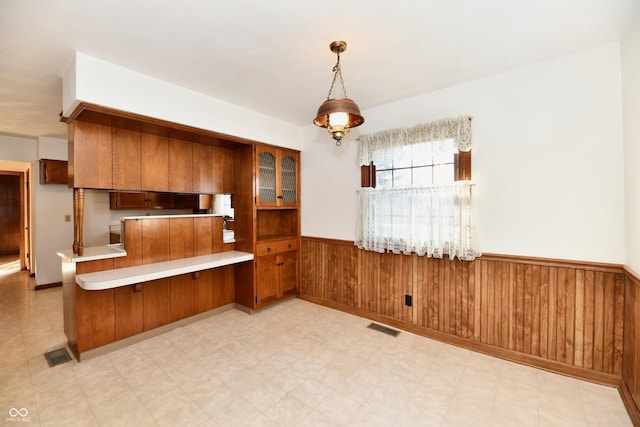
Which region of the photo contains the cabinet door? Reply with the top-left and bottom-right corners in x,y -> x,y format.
110,192 -> 147,210
193,143 -> 212,193
256,254 -> 279,306
170,274 -> 195,322
115,284 -> 143,340
212,146 -> 234,194
70,120 -> 113,189
112,123 -> 141,190
39,159 -> 68,185
256,146 -> 278,206
147,192 -> 174,209
280,149 -> 299,207
169,138 -> 193,192
143,278 -> 171,330
76,287 -> 115,352
141,130 -> 169,192
256,146 -> 299,207
279,251 -> 298,297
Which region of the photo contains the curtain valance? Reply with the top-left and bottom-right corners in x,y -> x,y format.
357,115 -> 472,166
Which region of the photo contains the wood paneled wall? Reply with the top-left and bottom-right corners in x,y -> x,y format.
300,237 -> 625,382
623,269 -> 640,425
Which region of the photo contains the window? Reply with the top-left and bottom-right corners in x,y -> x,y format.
355,116 -> 480,261
362,139 -> 471,188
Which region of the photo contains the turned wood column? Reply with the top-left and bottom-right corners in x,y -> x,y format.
73,188 -> 85,256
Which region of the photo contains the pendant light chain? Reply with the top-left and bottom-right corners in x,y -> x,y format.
326,53 -> 348,100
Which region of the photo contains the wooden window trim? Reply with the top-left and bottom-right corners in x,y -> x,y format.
361,151 -> 471,187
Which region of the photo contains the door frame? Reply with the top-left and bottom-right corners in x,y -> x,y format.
0,170 -> 30,271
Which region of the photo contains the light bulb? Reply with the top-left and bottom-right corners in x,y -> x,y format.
328,112 -> 349,127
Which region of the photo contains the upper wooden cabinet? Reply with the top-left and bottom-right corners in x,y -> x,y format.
110,192 -> 175,210
193,143 -> 212,193
112,118 -> 141,190
39,159 -> 68,185
141,128 -> 169,192
67,107 -> 240,194
212,146 -> 234,194
169,138 -> 193,193
69,118 -> 113,189
255,146 -> 299,207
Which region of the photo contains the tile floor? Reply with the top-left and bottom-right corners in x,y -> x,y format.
0,258 -> 633,426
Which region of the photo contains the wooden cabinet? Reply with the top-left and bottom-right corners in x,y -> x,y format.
254,239 -> 299,307
112,120 -> 141,190
193,143 -> 212,193
69,118 -> 113,189
143,278 -> 171,330
141,129 -> 169,192
169,138 -> 193,192
170,274 -> 196,322
110,192 -> 174,210
256,146 -> 299,207
212,146 -> 234,194
39,159 -> 68,185
76,287 -> 115,352
115,284 -> 143,340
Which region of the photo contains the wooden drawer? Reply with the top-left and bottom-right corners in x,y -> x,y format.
256,239 -> 299,257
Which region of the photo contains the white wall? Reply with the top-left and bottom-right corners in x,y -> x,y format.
302,43 -> 625,264
622,11 -> 640,274
34,137 -> 73,285
63,52 -> 303,151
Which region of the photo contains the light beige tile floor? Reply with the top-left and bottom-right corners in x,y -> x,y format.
0,259 -> 633,426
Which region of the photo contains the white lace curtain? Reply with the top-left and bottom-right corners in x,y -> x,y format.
355,115 -> 480,261
358,115 -> 472,166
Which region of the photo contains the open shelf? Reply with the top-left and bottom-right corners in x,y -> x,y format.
256,209 -> 298,241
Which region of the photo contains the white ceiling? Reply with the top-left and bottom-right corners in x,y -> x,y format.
0,0 -> 637,140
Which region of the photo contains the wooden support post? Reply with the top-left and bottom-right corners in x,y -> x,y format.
73,188 -> 85,256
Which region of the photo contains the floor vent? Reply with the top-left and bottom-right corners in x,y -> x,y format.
367,322 -> 400,337
44,348 -> 72,367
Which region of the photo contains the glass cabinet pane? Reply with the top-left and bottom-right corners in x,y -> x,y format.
259,151 -> 276,202
281,156 -> 297,203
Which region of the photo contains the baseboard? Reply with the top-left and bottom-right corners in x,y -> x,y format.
35,281 -> 62,290
619,378 -> 640,427
298,293 -> 621,387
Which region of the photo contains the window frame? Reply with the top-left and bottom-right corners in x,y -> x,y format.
361,150 -> 471,188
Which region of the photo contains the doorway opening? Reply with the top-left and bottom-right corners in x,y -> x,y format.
0,167 -> 31,273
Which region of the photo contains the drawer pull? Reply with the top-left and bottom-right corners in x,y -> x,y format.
267,247 -> 271,253
288,244 -> 292,249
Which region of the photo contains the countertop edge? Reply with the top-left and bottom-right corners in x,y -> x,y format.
75,251 -> 254,291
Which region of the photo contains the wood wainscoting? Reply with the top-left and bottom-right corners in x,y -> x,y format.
623,267 -> 640,426
300,237 -> 626,384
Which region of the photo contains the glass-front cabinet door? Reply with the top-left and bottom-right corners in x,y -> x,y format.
256,146 -> 299,207
257,148 -> 277,206
280,154 -> 297,206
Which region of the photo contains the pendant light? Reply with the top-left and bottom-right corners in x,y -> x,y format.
313,41 -> 364,145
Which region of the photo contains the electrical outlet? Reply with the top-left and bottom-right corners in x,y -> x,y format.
64,215 -> 71,223
405,294 -> 412,307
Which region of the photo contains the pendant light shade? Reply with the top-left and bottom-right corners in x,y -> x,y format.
313,41 -> 364,145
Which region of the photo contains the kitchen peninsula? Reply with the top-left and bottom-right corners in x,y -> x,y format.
60,103 -> 301,361
59,213 -> 253,360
